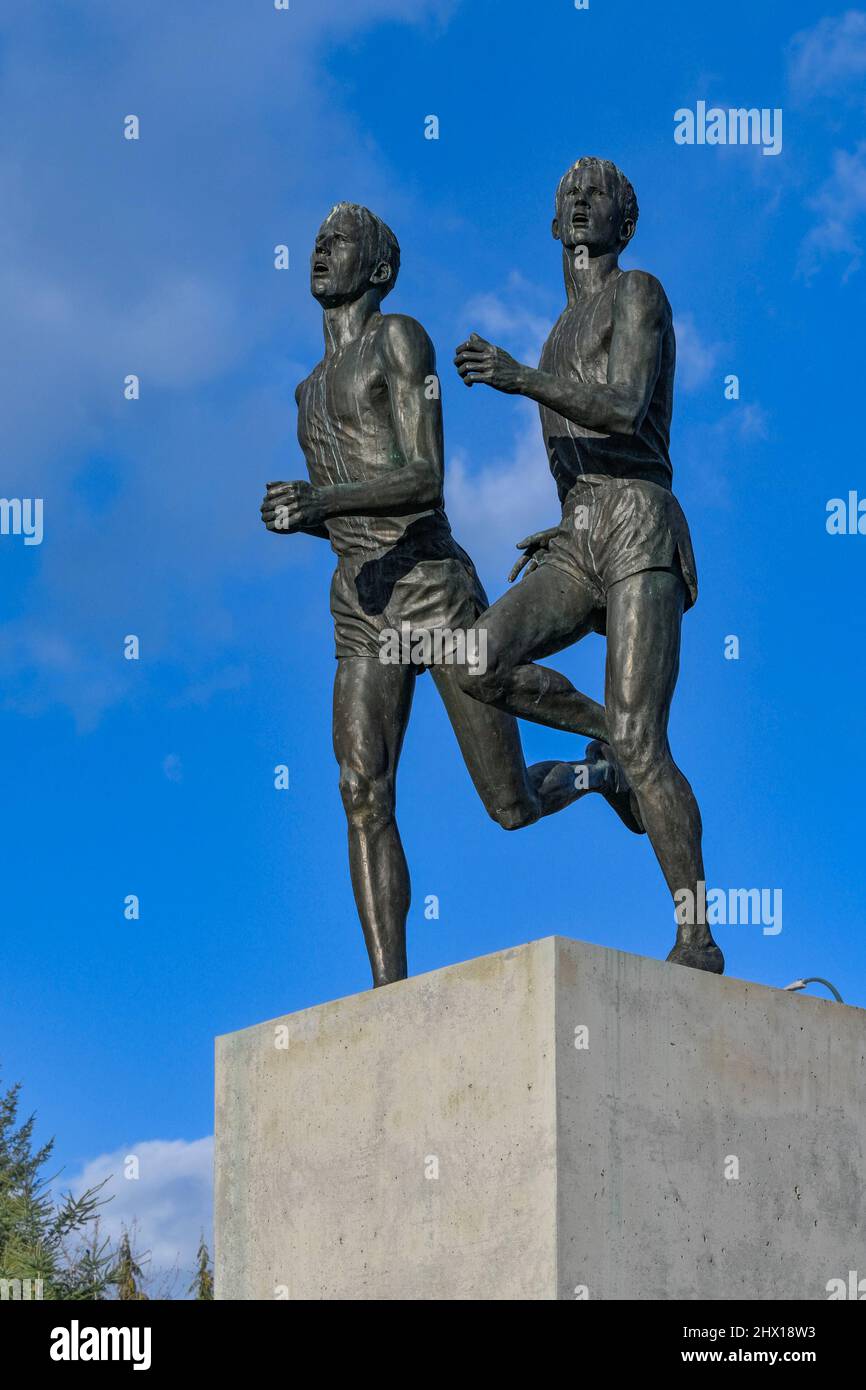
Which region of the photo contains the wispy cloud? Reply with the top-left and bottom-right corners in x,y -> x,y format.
0,0 -> 457,724
674,313 -> 723,392
447,403 -> 559,586
677,403 -> 770,509
786,13 -> 866,278
459,271 -> 555,363
788,10 -> 866,103
798,141 -> 866,280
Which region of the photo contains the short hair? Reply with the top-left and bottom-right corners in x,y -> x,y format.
555,158 -> 639,247
324,202 -> 401,295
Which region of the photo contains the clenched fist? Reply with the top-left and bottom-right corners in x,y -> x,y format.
454,333 -> 525,393
260,481 -> 328,533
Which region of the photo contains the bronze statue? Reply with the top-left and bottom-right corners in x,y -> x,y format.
454,158 -> 723,974
260,202 -> 639,986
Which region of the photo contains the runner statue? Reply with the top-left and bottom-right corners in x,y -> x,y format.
454,158 -> 724,974
260,201 -> 639,986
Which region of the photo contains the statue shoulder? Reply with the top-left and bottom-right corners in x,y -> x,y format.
376,313 -> 436,372
616,269 -> 672,323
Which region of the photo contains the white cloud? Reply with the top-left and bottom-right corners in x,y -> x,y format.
784,15 -> 866,278
677,403 -> 770,509
798,141 -> 866,279
70,1136 -> 213,1296
788,10 -> 866,102
736,403 -> 771,442
674,313 -> 722,392
0,1 -> 459,724
447,403 -> 559,587
0,621 -> 131,730
460,271 -> 554,363
450,276 -> 559,580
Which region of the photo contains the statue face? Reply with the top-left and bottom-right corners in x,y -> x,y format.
554,163 -> 629,255
310,208 -> 385,306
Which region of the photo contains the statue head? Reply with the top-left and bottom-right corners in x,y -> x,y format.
552,158 -> 638,256
310,203 -> 401,308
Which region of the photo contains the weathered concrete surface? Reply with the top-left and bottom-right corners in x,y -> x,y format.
215,937 -> 866,1300
215,939 -> 558,1300
553,938 -> 866,1300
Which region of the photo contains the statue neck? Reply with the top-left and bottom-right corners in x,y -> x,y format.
562,248 -> 621,305
322,291 -> 381,355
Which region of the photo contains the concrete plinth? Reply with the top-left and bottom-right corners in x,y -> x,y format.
214,937 -> 866,1300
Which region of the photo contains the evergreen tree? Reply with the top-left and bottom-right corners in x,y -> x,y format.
0,1074 -> 114,1299
113,1228 -> 149,1301
188,1233 -> 214,1300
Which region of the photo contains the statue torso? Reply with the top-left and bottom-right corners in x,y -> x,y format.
297,324 -> 447,557
538,271 -> 675,503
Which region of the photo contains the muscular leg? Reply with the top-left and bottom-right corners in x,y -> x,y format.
457,563 -> 607,738
430,663 -> 612,828
333,657 -> 415,987
604,570 -> 723,973
452,563 -> 643,832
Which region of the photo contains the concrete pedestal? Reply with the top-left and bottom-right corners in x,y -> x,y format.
214,937 -> 866,1300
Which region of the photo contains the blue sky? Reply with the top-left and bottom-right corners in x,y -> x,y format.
2,0 -> 865,1280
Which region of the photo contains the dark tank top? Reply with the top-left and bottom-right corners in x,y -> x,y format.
297,350 -> 451,559
537,272 -> 675,502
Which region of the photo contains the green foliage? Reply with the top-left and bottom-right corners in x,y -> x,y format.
188,1233 -> 214,1300
113,1228 -> 149,1301
0,1073 -> 115,1299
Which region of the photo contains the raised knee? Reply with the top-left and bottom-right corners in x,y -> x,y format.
488,799 -> 537,831
457,654 -> 503,704
338,767 -> 395,827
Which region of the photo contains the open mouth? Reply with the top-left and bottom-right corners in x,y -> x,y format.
313,261 -> 329,274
